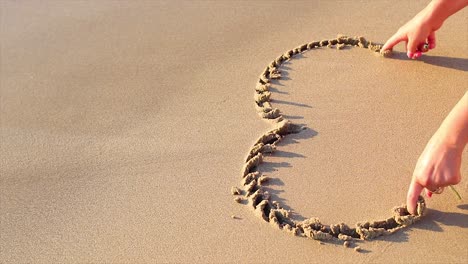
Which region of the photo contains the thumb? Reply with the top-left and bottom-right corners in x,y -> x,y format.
407,179 -> 424,215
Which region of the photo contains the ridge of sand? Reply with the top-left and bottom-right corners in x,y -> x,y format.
233,35 -> 426,244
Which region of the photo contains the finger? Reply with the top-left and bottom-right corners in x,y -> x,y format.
413,51 -> 422,59
407,179 -> 424,215
405,41 -> 415,59
427,32 -> 436,49
406,39 -> 419,59
382,32 -> 406,51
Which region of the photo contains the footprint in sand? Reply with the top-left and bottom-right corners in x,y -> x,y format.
232,35 -> 426,246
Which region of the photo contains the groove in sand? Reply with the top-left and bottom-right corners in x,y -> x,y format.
233,35 -> 425,243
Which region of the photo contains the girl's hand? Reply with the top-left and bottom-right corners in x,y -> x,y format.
381,0 -> 468,59
407,130 -> 462,215
381,7 -> 440,59
407,92 -> 467,215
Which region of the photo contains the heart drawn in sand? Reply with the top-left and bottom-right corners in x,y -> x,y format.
232,35 -> 426,244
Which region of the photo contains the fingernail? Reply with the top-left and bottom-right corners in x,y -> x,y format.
429,43 -> 435,49
427,192 -> 432,198
407,51 -> 414,59
413,51 -> 422,59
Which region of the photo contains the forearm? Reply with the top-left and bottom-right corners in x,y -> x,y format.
438,92 -> 468,150
423,0 -> 468,30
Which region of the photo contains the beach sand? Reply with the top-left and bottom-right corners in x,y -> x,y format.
1,1 -> 467,263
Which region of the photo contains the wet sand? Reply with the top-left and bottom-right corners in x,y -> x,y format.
1,1 -> 467,263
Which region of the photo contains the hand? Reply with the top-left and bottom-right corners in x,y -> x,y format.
407,130 -> 462,214
381,7 -> 440,59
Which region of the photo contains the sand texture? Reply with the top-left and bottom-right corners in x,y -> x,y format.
1,1 -> 467,263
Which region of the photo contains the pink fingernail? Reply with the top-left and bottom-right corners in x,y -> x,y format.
414,51 -> 422,59
429,43 -> 435,49
407,51 -> 414,59
427,192 -> 432,198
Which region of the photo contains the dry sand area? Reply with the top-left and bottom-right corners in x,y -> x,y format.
1,1 -> 467,263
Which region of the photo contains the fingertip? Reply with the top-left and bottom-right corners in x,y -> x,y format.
407,181 -> 424,215
407,51 -> 422,59
406,203 -> 416,215
413,51 -> 422,59
407,51 -> 414,59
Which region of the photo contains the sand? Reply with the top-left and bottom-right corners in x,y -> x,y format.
1,1 -> 467,263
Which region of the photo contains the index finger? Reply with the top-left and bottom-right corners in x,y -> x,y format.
407,178 -> 424,215
382,32 -> 406,51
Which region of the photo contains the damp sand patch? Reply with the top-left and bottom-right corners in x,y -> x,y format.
232,35 -> 425,245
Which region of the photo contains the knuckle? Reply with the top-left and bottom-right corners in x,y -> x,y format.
414,174 -> 430,187
421,179 -> 431,188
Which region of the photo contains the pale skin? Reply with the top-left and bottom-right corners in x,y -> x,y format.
381,0 -> 468,214
382,0 -> 468,59
408,93 -> 468,214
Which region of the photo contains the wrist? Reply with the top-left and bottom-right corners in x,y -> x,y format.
422,1 -> 446,31
436,94 -> 468,151
436,127 -> 466,153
